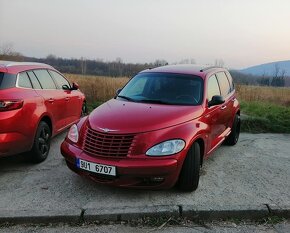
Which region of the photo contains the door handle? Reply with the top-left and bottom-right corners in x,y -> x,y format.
221,105 -> 227,110
48,98 -> 54,103
65,97 -> 70,101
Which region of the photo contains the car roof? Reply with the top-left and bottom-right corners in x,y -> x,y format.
0,60 -> 55,74
140,64 -> 226,78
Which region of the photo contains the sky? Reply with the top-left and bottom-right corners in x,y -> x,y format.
0,0 -> 290,69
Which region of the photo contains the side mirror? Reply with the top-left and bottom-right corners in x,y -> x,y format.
208,95 -> 225,107
71,82 -> 79,90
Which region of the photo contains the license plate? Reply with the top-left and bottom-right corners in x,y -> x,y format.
76,158 -> 116,176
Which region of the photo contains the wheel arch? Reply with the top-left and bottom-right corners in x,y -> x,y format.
40,115 -> 52,134
194,138 -> 205,167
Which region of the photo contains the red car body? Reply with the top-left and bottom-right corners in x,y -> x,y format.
61,65 -> 240,190
0,61 -> 86,161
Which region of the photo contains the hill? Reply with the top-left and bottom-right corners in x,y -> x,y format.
240,60 -> 290,76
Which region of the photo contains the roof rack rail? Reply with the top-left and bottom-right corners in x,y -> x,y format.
200,66 -> 221,72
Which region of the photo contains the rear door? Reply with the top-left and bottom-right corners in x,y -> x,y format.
49,70 -> 82,124
215,72 -> 234,130
31,69 -> 67,133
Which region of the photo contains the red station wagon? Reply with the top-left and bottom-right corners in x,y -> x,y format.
61,65 -> 240,191
0,61 -> 86,163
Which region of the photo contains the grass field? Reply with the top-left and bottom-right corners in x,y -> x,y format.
66,74 -> 290,133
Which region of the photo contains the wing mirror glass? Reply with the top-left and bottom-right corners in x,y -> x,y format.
62,84 -> 70,90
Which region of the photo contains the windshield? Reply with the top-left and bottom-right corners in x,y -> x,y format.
118,73 -> 203,105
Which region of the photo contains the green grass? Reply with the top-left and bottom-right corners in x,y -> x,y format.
87,101 -> 103,113
241,101 -> 290,133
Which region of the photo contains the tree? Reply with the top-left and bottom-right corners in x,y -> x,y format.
271,64 -> 285,87
214,59 -> 225,67
154,59 -> 168,67
0,42 -> 24,61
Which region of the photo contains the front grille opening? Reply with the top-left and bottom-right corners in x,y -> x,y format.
83,127 -> 135,158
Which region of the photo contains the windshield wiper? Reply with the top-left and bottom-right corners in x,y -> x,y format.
138,99 -> 174,105
117,95 -> 136,102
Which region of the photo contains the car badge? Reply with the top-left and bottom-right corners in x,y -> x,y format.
98,127 -> 119,133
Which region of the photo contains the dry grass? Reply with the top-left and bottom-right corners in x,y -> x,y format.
66,74 -> 290,107
236,84 -> 290,106
65,74 -> 129,102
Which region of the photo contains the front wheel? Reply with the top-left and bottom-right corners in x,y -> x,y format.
177,142 -> 201,192
225,114 -> 241,146
29,121 -> 51,163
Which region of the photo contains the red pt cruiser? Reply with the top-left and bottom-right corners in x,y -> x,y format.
61,65 -> 240,191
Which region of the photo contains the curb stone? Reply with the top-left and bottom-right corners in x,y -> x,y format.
268,204 -> 290,218
1,204 -> 290,224
0,209 -> 82,224
83,205 -> 180,221
181,204 -> 269,220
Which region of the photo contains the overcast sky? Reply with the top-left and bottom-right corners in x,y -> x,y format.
0,0 -> 290,69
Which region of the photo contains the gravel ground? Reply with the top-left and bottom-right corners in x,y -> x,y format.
0,133 -> 289,219
0,220 -> 289,233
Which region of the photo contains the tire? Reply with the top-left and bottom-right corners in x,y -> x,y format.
225,114 -> 241,146
29,121 -> 51,163
177,142 -> 201,192
81,101 -> 88,117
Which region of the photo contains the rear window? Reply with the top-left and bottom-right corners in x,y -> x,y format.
0,72 -> 17,90
216,72 -> 231,98
18,72 -> 32,88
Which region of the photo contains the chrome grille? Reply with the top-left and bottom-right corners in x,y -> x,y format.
83,127 -> 135,157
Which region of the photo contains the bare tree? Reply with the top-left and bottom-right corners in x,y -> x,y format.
80,57 -> 87,75
0,42 -> 24,61
214,59 -> 225,67
271,64 -> 285,87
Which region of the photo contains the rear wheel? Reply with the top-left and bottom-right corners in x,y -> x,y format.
225,114 -> 241,145
29,121 -> 51,163
177,142 -> 200,191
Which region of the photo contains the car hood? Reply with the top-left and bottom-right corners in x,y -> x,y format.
88,99 -> 203,134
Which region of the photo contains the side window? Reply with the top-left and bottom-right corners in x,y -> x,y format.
216,72 -> 231,97
49,70 -> 70,89
27,71 -> 42,89
18,72 -> 32,88
33,69 -> 56,89
225,71 -> 234,92
207,75 -> 221,101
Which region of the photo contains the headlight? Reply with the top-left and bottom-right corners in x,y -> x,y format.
146,139 -> 185,156
67,124 -> 79,143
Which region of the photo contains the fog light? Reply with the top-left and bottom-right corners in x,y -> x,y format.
150,177 -> 165,182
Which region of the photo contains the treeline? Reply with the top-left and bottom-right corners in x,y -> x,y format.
0,46 -> 166,77
0,44 -> 289,86
230,70 -> 289,87
26,55 -> 162,77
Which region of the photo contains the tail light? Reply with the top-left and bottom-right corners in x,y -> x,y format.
0,100 -> 24,112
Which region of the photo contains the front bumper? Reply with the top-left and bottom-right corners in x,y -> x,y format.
61,140 -> 181,189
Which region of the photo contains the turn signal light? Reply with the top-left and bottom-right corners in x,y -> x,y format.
0,100 -> 24,112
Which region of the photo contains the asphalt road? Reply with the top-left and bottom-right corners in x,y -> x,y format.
0,132 -> 290,219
